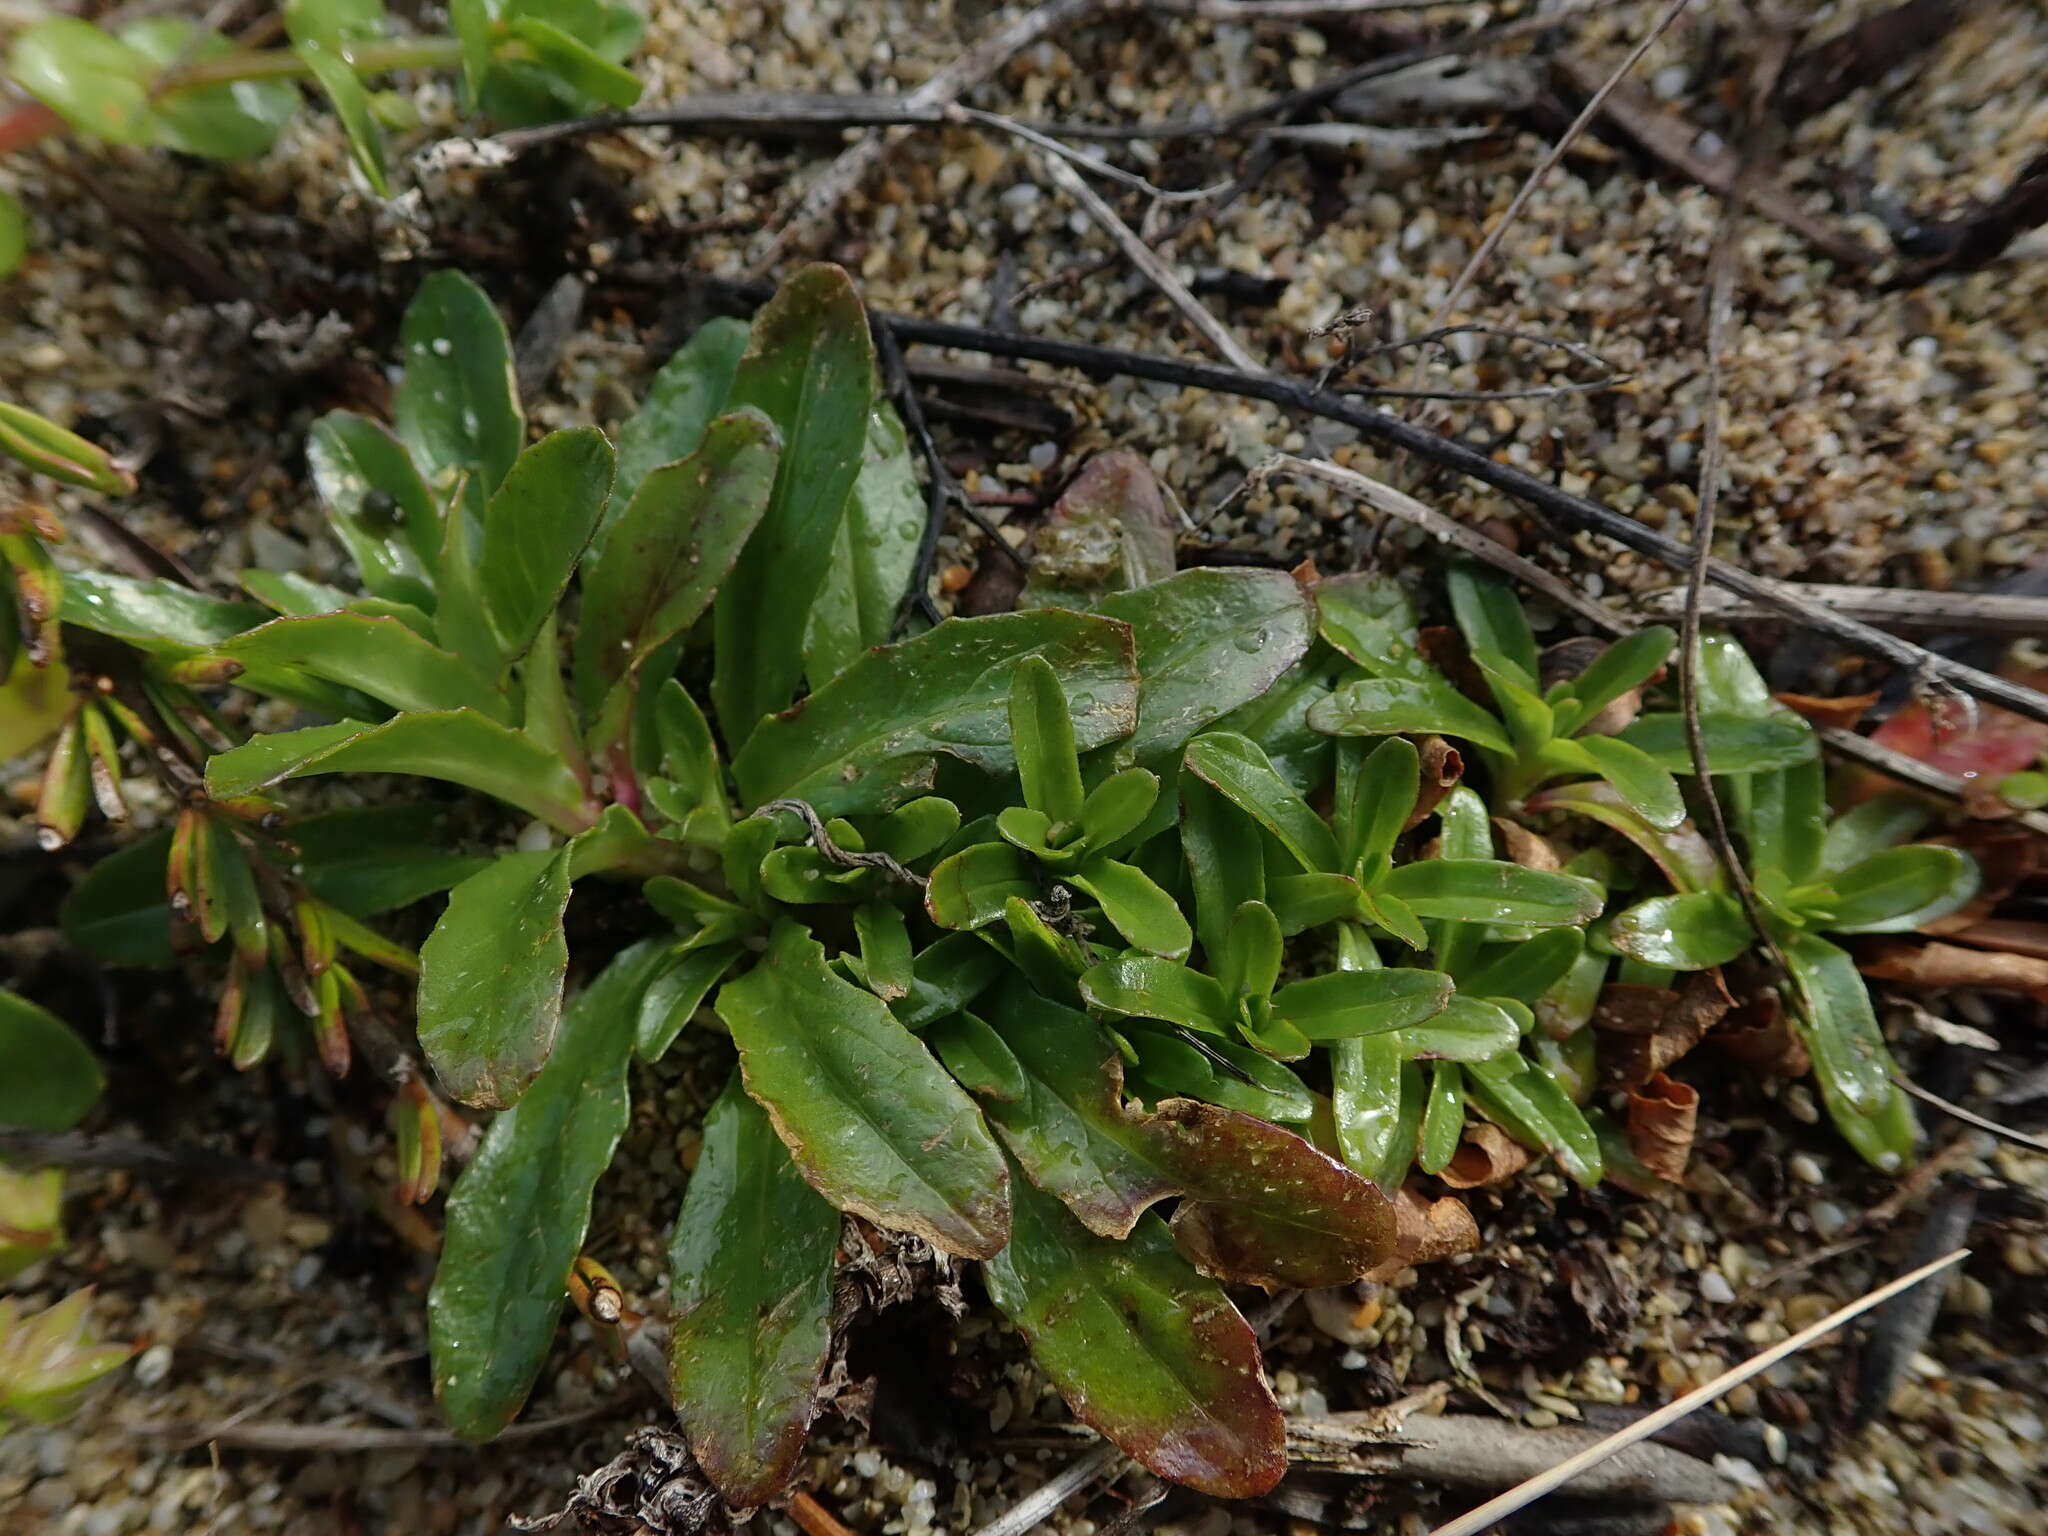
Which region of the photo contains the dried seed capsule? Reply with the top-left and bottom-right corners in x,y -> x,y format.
567,1255 -> 626,1327
293,893 -> 335,978
0,532 -> 61,666
34,711 -> 89,850
163,655 -> 245,687
312,966 -> 350,1079
390,1076 -> 442,1206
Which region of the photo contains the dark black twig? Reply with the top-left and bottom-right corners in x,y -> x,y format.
0,1130 -> 282,1183
752,799 -> 928,891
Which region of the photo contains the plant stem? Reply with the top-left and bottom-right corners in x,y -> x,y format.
161,35 -> 466,90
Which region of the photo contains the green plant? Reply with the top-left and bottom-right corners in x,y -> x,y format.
36,259 -> 1975,1504
0,1292 -> 132,1424
1,989 -> 105,1280
0,0 -> 642,252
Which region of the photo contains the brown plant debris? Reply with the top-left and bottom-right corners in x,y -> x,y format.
1626,1072 -> 1699,1183
509,1429 -> 725,1534
1439,1124 -> 1534,1190
1773,690 -> 1881,732
1857,938 -> 2048,1001
1364,1186 -> 1480,1282
1600,970 -> 1736,1090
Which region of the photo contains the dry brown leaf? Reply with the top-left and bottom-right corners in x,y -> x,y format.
1364,1185 -> 1480,1282
1937,919 -> 2048,961
1602,969 -> 1735,1090
1439,1124 -> 1532,1190
1772,689 -> 1880,732
1714,990 -> 1811,1078
1406,735 -> 1466,833
1857,938 -> 2048,1001
1492,818 -> 1563,873
1626,1072 -> 1699,1182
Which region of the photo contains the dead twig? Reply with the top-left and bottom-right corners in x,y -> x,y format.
0,1130 -> 280,1183
786,1491 -> 859,1536
1892,1076 -> 2048,1154
1032,150 -> 1265,373
753,799 -> 930,890
126,1403 -> 617,1452
1426,1248 -> 1970,1536
971,1443 -> 1128,1536
1820,726 -> 2048,840
1635,581 -> 2048,636
1854,1176 -> 1977,1424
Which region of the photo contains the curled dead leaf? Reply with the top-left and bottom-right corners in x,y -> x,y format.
1857,938 -> 2048,1002
1714,989 -> 1811,1078
1601,969 -> 1734,1091
1931,919 -> 2048,961
1406,735 -> 1465,832
1363,1185 -> 1480,1282
1492,817 -> 1563,873
1594,982 -> 1677,1036
1772,689 -> 1880,732
1625,1072 -> 1698,1182
1439,1123 -> 1532,1190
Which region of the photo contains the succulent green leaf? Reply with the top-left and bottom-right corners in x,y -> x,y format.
469,427 -> 615,669
429,939 -> 663,1439
1267,873 -> 1362,935
1824,845 -> 1980,935
1095,569 -> 1316,766
0,1293 -> 132,1425
852,902 -> 915,1001
1214,900 -> 1282,1002
926,842 -> 1037,931
1385,993 -> 1522,1062
1081,956 -> 1235,1037
635,942 -> 741,1062
1315,572 -> 1433,683
1268,967 -> 1453,1042
1307,677 -> 1513,754
999,897 -> 1089,1005
58,832 -> 176,966
984,1176 -> 1286,1499
1079,767 -> 1160,854
1742,754 -> 1829,884
59,571 -> 266,650
1693,632 -> 1776,716
1418,1062 -> 1465,1174
715,921 -> 1010,1258
395,271 -> 525,497
0,992 -> 104,1133
804,401 -> 925,686
1552,626 -> 1674,737
416,847 -> 573,1109
1608,891 -> 1753,970
205,710 -> 590,832
573,410 -> 777,709
1332,1034 -> 1421,1191
1337,736 -> 1420,875
1011,654 -> 1087,823
667,1075 -> 839,1508
892,933 -> 1004,1029
1129,1032 -> 1315,1124
1820,794 -> 1930,875
1182,731 -> 1339,873
1070,859 -> 1192,959
211,613 -> 508,720
713,265 -> 876,747
1564,734 -> 1686,831
293,40 -> 391,194
1471,648 -> 1555,751
1380,859 -> 1602,928
1446,563 -> 1538,682
503,16 -> 642,106
1460,927 -> 1586,1004
733,609 -> 1138,818
613,317 -> 747,512
1524,779 -> 1726,894
1617,711 -> 1820,774
1467,1053 -> 1603,1187
0,403 -> 136,495
120,21 -> 297,159
929,1011 -> 1029,1102
1179,773 -> 1266,960
9,20 -> 154,144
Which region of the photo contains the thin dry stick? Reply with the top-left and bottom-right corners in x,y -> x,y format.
1034,150 -> 1266,373
1635,582 -> 2048,636
1427,1247 -> 1971,1536
1893,1076 -> 2048,1154
126,1404 -> 616,1453
972,1442 -> 1128,1536
1258,454 -> 1622,632
749,0 -> 1124,271
1423,0 -> 1694,342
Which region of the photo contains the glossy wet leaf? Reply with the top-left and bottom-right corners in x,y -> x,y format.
395,270 -> 524,497
1379,859 -> 1601,927
712,264 -> 875,748
205,710 -> 590,831
1419,1062 -> 1465,1174
1308,677 -> 1513,754
1385,993 -> 1521,1062
733,609 -> 1138,818
668,1076 -> 839,1508
925,842 -> 1037,931
1824,845 -> 1979,933
984,1175 -> 1285,1499
10,20 -> 153,144
1315,572 -> 1433,683
1447,563 -> 1539,681
1333,1034 -> 1421,1190
1081,957 -> 1233,1036
1095,569 -> 1315,765
613,317 -> 747,511
1467,1054 -> 1603,1187
892,933 -> 1004,1029
929,1011 -> 1028,1102
1180,773 -> 1265,960
416,847 -> 573,1109
471,428 -> 613,669
294,39 -> 390,194
805,401 -> 925,686
1617,711 -> 1820,774
1525,779 -> 1725,894
1820,795 -> 1929,875
635,942 -> 741,1062
1268,967 -> 1454,1042
1011,654 -> 1087,823
0,992 -> 103,1133
715,922 -> 1010,1258
59,572 -> 266,651
504,15 -> 641,106
1019,449 -> 1177,608
1130,1032 -> 1315,1124
211,613 -> 507,719
574,409 -> 777,709
1182,731 -> 1338,874
982,992 -> 1397,1286
1742,754 -> 1828,885
1567,734 -> 1685,831
429,940 -> 664,1439
1215,900 -> 1282,1001
1460,927 -> 1586,1005
1070,859 -> 1192,959
1079,767 -> 1158,854
1551,626 -> 1673,737
1608,892 -> 1751,970
1337,736 -> 1419,874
